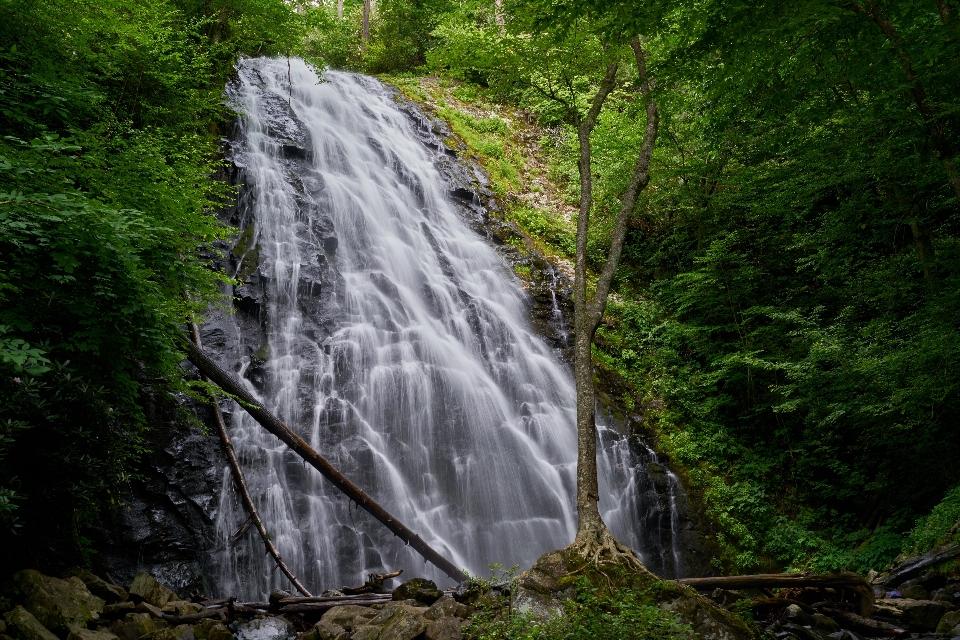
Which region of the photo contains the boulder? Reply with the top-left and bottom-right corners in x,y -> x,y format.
159,602 -> 202,617
899,599 -> 953,632
14,570 -> 106,633
783,604 -> 816,627
67,629 -> 119,640
937,610 -> 960,634
391,580 -> 443,606
139,626 -> 195,640
298,620 -> 343,640
348,628 -> 379,640
101,604 -> 136,620
424,598 -> 472,620
781,623 -> 830,640
810,613 -> 841,633
4,606 -> 59,640
377,608 -> 425,640
230,618 -> 294,640
513,547 -> 752,640
192,621 -> 232,640
319,606 -> 377,631
129,574 -> 178,608
424,618 -> 463,640
61,569 -> 128,605
901,583 -> 930,600
110,612 -> 160,640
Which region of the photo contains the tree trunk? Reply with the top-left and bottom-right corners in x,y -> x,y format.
494,0 -> 504,31
182,338 -> 467,584
573,40 -> 660,546
361,0 -> 371,53
337,0 -> 343,19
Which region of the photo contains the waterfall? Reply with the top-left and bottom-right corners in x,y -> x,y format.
210,58 -> 684,598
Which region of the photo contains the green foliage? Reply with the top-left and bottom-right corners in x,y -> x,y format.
466,575 -> 695,640
0,0 -> 301,572
905,484 -> 960,556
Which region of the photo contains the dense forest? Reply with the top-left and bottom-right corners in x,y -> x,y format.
1,0 -> 959,584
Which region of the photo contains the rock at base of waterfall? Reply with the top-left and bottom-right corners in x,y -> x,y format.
391,579 -> 443,606
424,597 -> 472,621
230,617 -> 295,640
299,620 -> 344,640
14,570 -> 106,633
512,547 -> 753,640
194,621 -> 234,640
62,568 -> 129,605
4,606 -> 60,640
67,626 -> 120,640
319,606 -> 378,631
424,617 -> 463,640
129,573 -> 178,608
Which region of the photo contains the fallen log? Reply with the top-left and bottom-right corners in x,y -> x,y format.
277,593 -> 393,605
677,572 -> 873,617
189,323 -> 312,597
183,337 -> 467,584
278,600 -> 394,614
882,544 -> 960,588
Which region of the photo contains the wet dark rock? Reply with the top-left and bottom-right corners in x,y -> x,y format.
392,579 -> 443,606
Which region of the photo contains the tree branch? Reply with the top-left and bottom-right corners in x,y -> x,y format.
586,39 -> 659,331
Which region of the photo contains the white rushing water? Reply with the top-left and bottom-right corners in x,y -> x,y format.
212,58 -> 682,598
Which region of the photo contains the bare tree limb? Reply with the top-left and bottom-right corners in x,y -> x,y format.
181,336 -> 467,584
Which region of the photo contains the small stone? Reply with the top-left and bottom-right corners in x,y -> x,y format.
14,570 -> 106,633
424,618 -> 462,640
4,606 -> 60,640
129,574 -> 178,608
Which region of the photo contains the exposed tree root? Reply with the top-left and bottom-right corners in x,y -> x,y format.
569,525 -> 647,575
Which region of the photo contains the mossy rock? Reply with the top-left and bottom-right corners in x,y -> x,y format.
14,570 -> 106,633
511,547 -> 755,640
392,579 -> 443,606
4,606 -> 59,640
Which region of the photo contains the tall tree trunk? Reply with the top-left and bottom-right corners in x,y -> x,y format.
361,0 -> 371,53
337,0 -> 343,19
495,0 -> 505,32
573,40 -> 660,550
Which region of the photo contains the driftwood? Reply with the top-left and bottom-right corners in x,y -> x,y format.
189,324 -> 312,597
341,570 -> 403,595
678,572 -> 874,617
183,337 -> 467,584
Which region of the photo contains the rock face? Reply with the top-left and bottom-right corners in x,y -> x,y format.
14,570 -> 105,633
511,548 -> 752,640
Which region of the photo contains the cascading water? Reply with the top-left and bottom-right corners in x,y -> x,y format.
210,57 -> 685,599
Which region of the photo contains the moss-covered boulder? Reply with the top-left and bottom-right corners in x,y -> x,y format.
14,570 -> 105,633
61,569 -> 128,605
391,579 -> 443,606
4,606 -> 59,640
192,620 -> 232,640
129,573 -> 178,608
510,547 -> 754,640
66,628 -> 119,640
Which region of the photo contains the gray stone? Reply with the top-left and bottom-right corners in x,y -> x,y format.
159,602 -> 202,617
424,618 -> 462,640
62,569 -> 128,605
391,580 -> 443,606
231,618 -> 294,640
14,570 -> 106,633
4,606 -> 59,640
784,604 -> 816,627
129,574 -> 178,608
902,584 -> 931,600
311,621 -> 343,640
